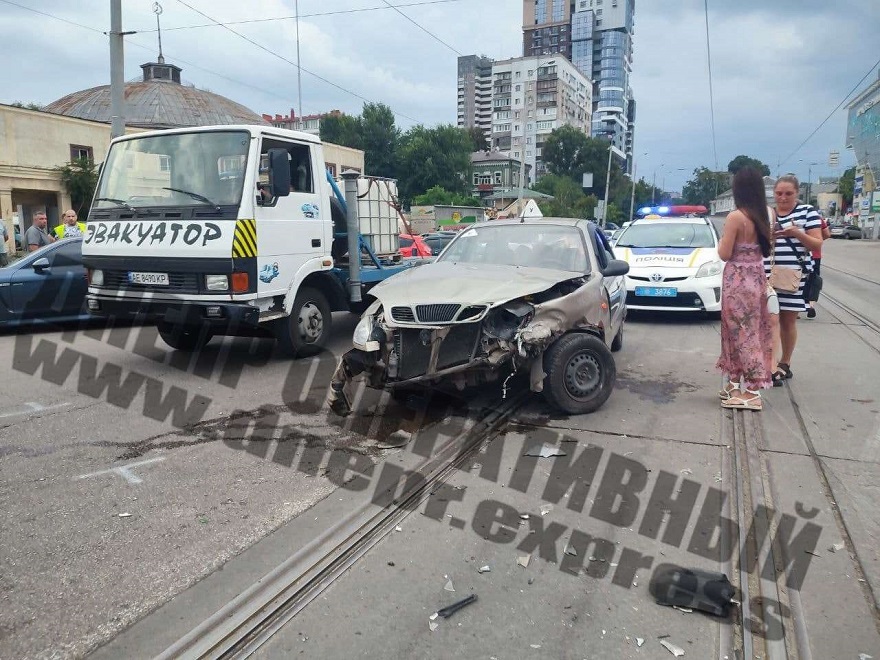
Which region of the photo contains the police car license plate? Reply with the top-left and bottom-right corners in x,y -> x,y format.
128,271 -> 169,286
634,286 -> 677,297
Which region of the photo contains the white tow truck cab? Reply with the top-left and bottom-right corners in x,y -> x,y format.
82,125 -> 412,355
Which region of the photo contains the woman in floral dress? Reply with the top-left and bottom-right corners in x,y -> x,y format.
716,167 -> 774,410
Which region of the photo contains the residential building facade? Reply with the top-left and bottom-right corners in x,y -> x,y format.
846,69 -> 880,229
522,0 -> 635,171
488,55 -> 592,185
261,109 -> 346,136
457,56 -> 494,139
470,150 -> 530,201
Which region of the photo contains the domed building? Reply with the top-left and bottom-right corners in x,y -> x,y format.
44,58 -> 269,129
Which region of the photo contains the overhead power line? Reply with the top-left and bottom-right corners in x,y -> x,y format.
381,0 -> 462,56
0,0 -> 304,106
174,0 -> 424,124
778,54 -> 880,170
138,0 -> 469,33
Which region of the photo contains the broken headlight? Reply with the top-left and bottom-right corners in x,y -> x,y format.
353,315 -> 383,352
483,301 -> 534,341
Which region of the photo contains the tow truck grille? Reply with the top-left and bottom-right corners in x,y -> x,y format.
394,324 -> 481,380
102,270 -> 200,293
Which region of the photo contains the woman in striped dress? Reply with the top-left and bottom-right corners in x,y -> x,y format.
765,175 -> 824,384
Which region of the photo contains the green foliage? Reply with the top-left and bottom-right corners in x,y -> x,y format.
412,185 -> 480,207
57,157 -> 99,217
542,126 -> 610,183
533,174 -> 597,218
682,167 -> 731,206
465,127 -> 489,152
837,166 -> 855,207
319,112 -> 360,149
727,155 -> 770,176
358,103 -> 399,179
11,101 -> 44,111
396,124 -> 474,202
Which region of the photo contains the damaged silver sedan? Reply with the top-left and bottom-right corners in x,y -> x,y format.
328,219 -> 629,415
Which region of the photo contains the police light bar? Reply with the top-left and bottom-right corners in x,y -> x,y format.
636,205 -> 708,217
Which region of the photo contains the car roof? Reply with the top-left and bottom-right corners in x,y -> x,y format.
472,217 -> 585,228
630,216 -> 712,225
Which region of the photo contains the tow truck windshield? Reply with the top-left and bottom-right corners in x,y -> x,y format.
93,130 -> 250,210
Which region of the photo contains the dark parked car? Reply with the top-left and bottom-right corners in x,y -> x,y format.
0,238 -> 89,325
419,231 -> 459,255
830,223 -> 862,239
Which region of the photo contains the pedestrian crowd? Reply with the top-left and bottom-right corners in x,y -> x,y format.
716,169 -> 827,411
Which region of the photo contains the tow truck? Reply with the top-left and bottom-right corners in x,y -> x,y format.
81,124 -> 414,356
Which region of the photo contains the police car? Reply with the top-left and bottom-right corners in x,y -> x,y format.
612,206 -> 723,313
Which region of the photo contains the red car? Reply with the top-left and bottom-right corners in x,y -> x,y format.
399,233 -> 432,258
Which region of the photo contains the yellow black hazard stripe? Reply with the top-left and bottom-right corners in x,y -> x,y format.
232,219 -> 257,258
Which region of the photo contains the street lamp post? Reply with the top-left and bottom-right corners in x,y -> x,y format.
601,140 -> 613,227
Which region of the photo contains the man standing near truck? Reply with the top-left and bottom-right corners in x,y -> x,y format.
25,212 -> 55,252
54,209 -> 87,239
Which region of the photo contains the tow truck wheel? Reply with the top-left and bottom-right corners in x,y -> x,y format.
542,333 -> 616,415
157,323 -> 213,352
276,286 -> 332,357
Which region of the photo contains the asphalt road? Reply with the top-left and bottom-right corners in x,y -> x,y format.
2,238 -> 880,659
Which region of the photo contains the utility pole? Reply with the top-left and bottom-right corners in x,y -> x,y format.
295,0 -> 303,128
109,0 -> 125,138
602,140 -> 613,227
628,162 -> 637,224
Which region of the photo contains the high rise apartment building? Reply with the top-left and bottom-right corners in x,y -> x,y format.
523,0 -> 635,171
489,55 -> 592,185
457,56 -> 494,137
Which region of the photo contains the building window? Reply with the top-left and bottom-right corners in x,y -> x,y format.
494,171 -> 503,184
515,84 -> 521,92
326,163 -> 337,177
159,155 -> 171,172
70,144 -> 94,162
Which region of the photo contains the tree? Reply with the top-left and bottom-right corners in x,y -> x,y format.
533,174 -> 597,218
682,167 -> 731,207
396,125 -> 474,202
465,127 -> 489,152
727,155 -> 770,176
57,157 -> 99,217
542,126 -> 611,184
319,112 -> 360,149
837,166 -> 855,209
11,101 -> 44,111
358,102 -> 399,179
412,185 -> 480,207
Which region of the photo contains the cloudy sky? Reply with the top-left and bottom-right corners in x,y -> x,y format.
0,0 -> 877,192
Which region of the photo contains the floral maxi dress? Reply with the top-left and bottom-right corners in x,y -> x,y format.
716,243 -> 773,390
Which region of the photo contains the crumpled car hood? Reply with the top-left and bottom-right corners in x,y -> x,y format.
369,261 -> 583,308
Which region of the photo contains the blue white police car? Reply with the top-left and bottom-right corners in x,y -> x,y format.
612,206 -> 723,313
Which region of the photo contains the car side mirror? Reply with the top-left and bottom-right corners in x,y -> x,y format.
602,259 -> 629,277
267,148 -> 291,198
32,257 -> 50,272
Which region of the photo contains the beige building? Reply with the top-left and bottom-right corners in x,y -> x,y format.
0,104 -> 142,253
0,103 -> 363,255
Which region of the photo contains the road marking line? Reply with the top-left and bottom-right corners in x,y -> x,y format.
0,402 -> 72,419
74,456 -> 166,484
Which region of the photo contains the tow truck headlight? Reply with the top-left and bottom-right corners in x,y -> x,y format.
89,269 -> 104,286
205,274 -> 229,291
696,260 -> 723,278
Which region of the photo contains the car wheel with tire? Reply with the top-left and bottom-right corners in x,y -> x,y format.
276,286 -> 332,357
542,333 -> 616,415
157,323 -> 213,351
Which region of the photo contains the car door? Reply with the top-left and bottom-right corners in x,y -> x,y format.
9,240 -> 87,319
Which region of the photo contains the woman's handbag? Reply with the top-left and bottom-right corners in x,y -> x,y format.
769,264 -> 801,293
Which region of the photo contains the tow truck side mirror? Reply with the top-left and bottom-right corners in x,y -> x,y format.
267,148 -> 291,198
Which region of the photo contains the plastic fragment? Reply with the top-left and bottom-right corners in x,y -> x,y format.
444,579 -> 455,592
524,443 -> 566,458
394,525 -> 402,532
429,612 -> 438,621
564,543 -> 578,557
478,565 -> 491,573
517,554 -> 531,568
660,640 -> 685,657
540,504 -> 553,516
429,621 -> 439,632
520,514 -> 530,520
673,606 -> 694,613
829,542 -> 845,553
636,638 -> 645,647
530,644 -> 541,649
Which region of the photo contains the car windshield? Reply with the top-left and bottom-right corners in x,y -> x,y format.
94,130 -> 250,209
616,222 -> 716,248
438,224 -> 589,272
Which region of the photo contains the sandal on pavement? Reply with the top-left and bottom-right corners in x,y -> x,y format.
718,380 -> 740,400
771,363 -> 792,387
722,389 -> 763,411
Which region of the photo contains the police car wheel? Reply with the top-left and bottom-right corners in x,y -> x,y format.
543,333 -> 616,415
276,287 -> 332,358
157,323 -> 213,352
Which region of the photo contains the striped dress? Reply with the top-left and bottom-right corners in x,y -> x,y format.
764,204 -> 821,313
